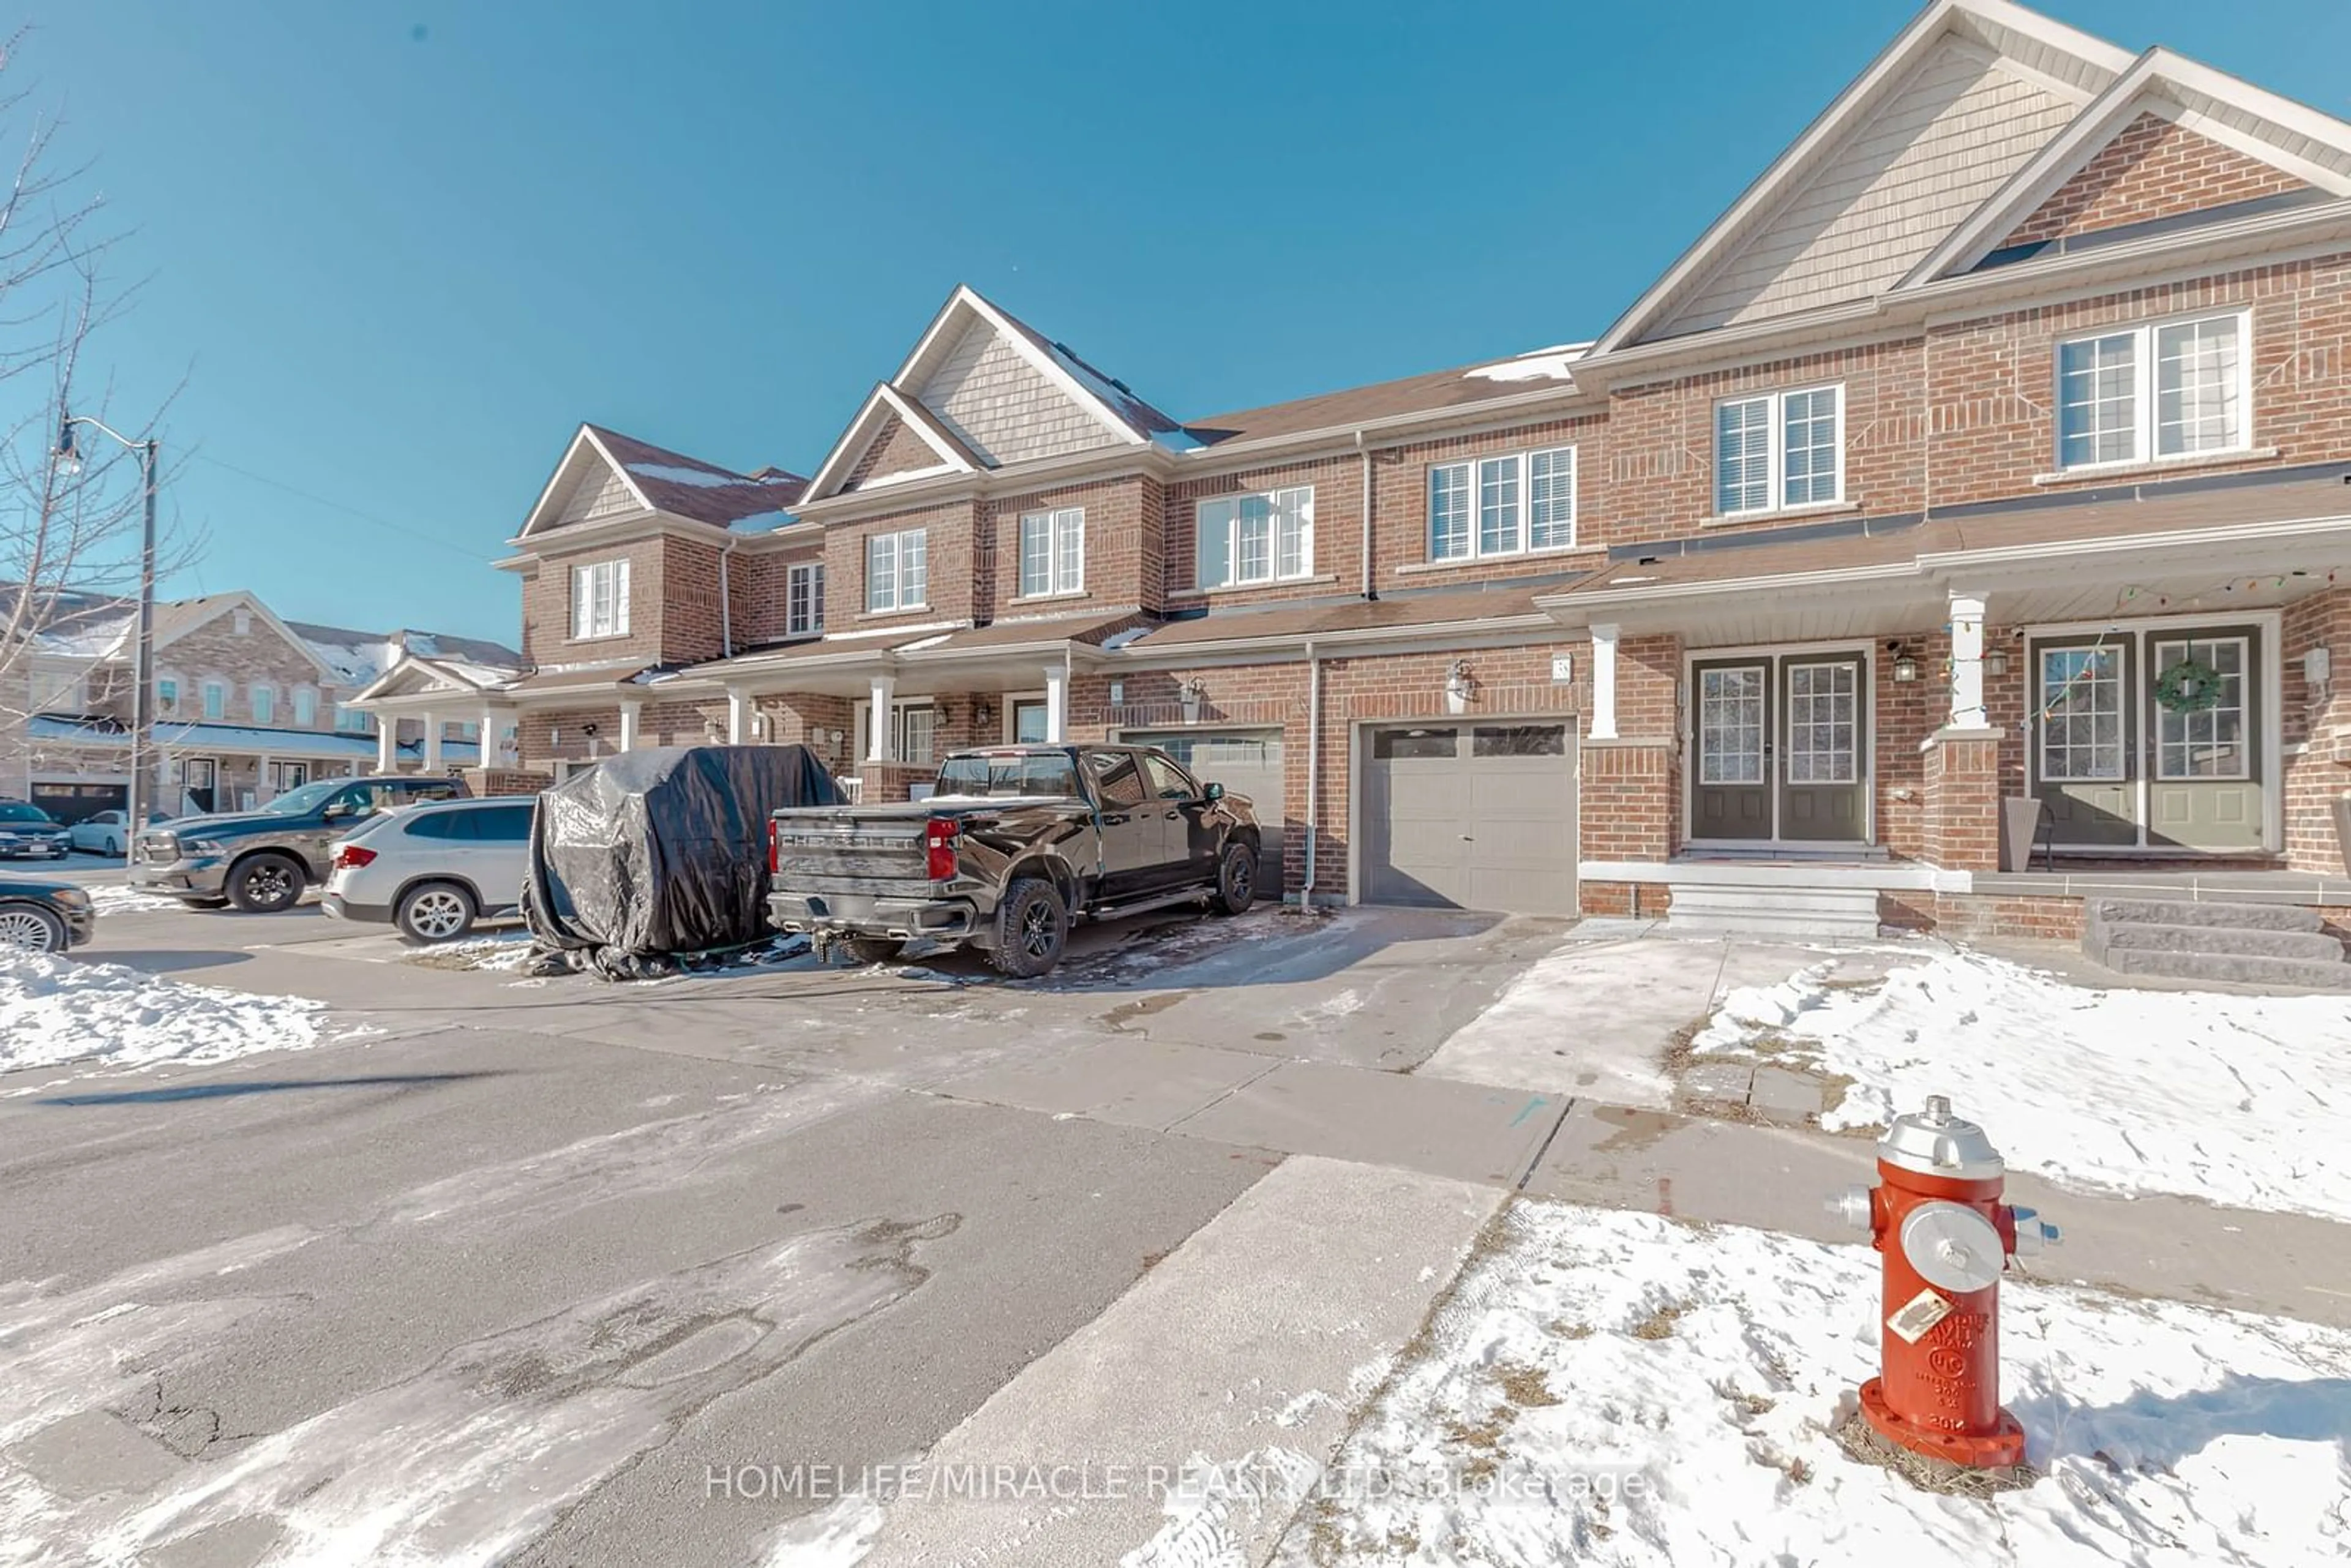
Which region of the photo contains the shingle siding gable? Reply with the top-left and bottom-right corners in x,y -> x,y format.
915,320 -> 1118,466
553,464 -> 641,529
1654,39 -> 2077,339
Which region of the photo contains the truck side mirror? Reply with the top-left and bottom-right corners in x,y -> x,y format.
1202,781 -> 1225,803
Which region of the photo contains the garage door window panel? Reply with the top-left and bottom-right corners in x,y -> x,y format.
1372,727 -> 1460,760
1473,724 -> 1567,757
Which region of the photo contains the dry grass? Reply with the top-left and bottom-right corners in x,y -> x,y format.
1494,1362 -> 1561,1408
1629,1300 -> 1687,1341
1829,1406 -> 2039,1497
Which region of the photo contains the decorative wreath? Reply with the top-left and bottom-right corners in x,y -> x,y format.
2154,657 -> 2224,714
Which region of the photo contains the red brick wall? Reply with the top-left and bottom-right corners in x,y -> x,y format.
2284,585 -> 2351,872
2003,114 -> 2308,249
827,499 -> 978,626
980,475 -> 1158,620
1163,450 -> 1366,606
848,415 -> 948,487
522,540 -> 669,667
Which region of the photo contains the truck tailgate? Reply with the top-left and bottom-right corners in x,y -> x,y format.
771,810 -> 934,894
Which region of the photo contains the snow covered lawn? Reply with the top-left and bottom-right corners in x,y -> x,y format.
1286,1202 -> 2351,1566
0,950 -> 327,1079
1693,950 -> 2351,1222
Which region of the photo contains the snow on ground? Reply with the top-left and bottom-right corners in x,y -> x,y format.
84,884 -> 184,916
0,950 -> 326,1078
1278,1202 -> 2351,1567
399,932 -> 536,972
1692,950 -> 2351,1221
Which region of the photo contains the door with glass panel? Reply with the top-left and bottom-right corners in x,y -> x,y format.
1779,656 -> 1865,841
2146,629 -> 2260,851
1691,661 -> 1772,841
2032,627 -> 2262,851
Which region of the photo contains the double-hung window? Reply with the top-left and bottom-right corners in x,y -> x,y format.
1197,486 -> 1312,589
1714,386 -> 1842,517
250,683 -> 276,725
202,680 -> 226,721
334,703 -> 373,734
1019,506 -> 1085,598
293,687 -> 317,727
2057,312 -> 2247,470
571,558 -> 631,639
787,562 -> 826,636
866,528 -> 928,613
1427,449 -> 1575,561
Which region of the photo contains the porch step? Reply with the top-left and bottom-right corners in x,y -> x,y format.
2095,923 -> 2350,964
1664,883 -> 1882,940
2083,898 -> 2349,990
2085,898 -> 2323,934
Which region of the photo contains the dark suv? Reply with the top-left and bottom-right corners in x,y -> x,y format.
130,775 -> 470,912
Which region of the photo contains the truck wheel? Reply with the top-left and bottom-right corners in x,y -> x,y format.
1212,841 -> 1258,915
839,936 -> 904,966
227,853 -> 306,913
988,877 -> 1068,978
397,881 -> 477,943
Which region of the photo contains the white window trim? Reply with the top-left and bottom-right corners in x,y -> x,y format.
852,697 -> 940,765
200,679 -> 227,721
1002,690 -> 1051,745
865,528 -> 930,614
249,682 -> 276,725
2052,309 -> 2254,475
1018,506 -> 1086,599
2151,633 -> 2253,784
1712,385 -> 1844,520
293,686 -> 318,727
1425,448 -> 1577,563
1196,486 -> 1317,588
786,561 -> 827,637
571,558 -> 633,641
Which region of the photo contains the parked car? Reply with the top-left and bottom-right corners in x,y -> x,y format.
323,795 -> 535,942
767,743 -> 1260,977
0,874 -> 94,953
0,802 -> 72,861
67,808 -> 170,857
131,775 -> 471,913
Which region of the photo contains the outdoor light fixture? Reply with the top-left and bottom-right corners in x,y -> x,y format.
2308,647 -> 2334,687
975,699 -> 994,727
1892,656 -> 1921,683
1445,659 -> 1473,715
1985,648 -> 2009,677
1180,678 -> 1205,724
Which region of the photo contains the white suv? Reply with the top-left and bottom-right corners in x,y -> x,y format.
322,796 -> 536,943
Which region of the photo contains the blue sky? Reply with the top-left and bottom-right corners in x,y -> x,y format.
29,0 -> 2351,647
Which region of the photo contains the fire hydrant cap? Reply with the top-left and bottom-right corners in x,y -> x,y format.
1877,1094 -> 2005,1180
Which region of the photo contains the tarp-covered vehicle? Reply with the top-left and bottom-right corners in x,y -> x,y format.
522,744 -> 842,977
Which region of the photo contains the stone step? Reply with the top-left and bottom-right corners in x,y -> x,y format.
1665,883 -> 1881,940
2093,922 -> 2351,964
2101,945 -> 2351,991
2085,898 -> 2322,934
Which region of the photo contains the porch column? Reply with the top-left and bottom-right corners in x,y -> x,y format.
481,705 -> 503,767
421,710 -> 443,773
257,752 -> 274,805
1042,664 -> 1067,743
867,674 -> 896,762
727,687 -> 752,745
619,699 -> 642,752
1948,592 -> 1989,730
376,719 -> 398,774
1588,623 -> 1620,741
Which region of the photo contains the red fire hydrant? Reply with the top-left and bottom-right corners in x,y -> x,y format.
1827,1095 -> 2059,1468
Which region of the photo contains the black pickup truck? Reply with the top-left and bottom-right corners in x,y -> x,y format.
767,743 -> 1261,977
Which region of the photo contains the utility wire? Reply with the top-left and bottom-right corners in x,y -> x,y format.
189,451 -> 489,563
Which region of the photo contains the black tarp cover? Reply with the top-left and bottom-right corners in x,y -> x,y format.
522,744 -> 842,962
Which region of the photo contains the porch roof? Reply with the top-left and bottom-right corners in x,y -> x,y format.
26,715 -> 479,764
1112,581 -> 1561,658
1539,464 -> 2351,640
688,612 -> 1142,698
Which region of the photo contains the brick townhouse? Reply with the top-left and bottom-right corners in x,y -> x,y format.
430,0 -> 2351,941
8,589 -> 519,821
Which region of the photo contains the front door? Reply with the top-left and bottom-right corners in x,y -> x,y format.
1691,654 -> 1869,845
1692,661 -> 1771,841
1779,656 -> 1865,841
2032,624 -> 2263,852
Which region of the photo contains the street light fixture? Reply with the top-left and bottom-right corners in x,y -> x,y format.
53,413 -> 160,853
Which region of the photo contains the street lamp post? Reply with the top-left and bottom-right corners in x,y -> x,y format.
54,414 -> 160,851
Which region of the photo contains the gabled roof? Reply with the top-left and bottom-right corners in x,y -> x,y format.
1187,347 -> 1588,447
349,651 -> 516,705
148,591 -> 342,682
1899,46 -> 2351,285
1588,0 -> 2132,354
518,424 -> 807,538
802,285 -> 1191,503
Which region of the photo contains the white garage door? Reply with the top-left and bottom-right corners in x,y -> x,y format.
1120,728 -> 1286,893
1361,721 -> 1576,915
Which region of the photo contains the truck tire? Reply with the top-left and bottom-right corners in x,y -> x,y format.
227,852 -> 306,913
839,936 -> 904,966
1212,841 -> 1258,916
988,877 -> 1068,978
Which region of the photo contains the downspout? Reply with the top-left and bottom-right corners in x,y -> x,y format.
718,538 -> 737,658
1302,637 -> 1321,906
1355,430 -> 1374,600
